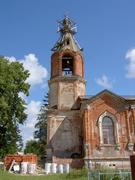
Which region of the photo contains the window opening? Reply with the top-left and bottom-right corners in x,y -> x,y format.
102,116 -> 115,144
62,55 -> 73,76
66,39 -> 70,45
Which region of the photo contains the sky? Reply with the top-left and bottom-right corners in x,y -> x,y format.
0,0 -> 135,146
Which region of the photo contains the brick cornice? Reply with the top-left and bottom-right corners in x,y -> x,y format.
49,75 -> 86,84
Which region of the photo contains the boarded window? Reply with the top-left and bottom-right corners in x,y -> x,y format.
102,116 -> 115,144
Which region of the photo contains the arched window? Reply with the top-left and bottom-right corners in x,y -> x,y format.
62,55 -> 73,76
102,116 -> 115,144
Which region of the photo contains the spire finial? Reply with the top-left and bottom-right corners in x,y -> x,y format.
58,16 -> 76,34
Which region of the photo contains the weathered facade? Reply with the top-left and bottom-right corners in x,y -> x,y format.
46,16 -> 135,168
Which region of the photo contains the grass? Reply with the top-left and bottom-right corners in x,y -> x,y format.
0,168 -> 131,180
0,169 -> 88,180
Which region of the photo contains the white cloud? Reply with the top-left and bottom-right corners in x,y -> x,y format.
19,100 -> 41,145
20,126 -> 35,146
5,53 -> 48,87
125,48 -> 135,78
5,56 -> 16,62
95,75 -> 113,89
22,54 -> 48,86
25,100 -> 41,128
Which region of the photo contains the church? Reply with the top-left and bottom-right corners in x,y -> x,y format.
46,16 -> 135,169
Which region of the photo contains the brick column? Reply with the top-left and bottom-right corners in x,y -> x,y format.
73,55 -> 76,75
58,55 -> 62,76
125,109 -> 131,142
87,110 -> 92,158
132,109 -> 135,134
133,109 -> 135,119
125,109 -> 134,151
83,109 -> 89,158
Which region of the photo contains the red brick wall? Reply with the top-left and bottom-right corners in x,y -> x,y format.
83,94 -> 132,156
51,52 -> 61,77
74,54 -> 84,77
4,154 -> 37,170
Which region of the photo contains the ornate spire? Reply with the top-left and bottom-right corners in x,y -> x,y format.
58,16 -> 76,34
52,16 -> 82,52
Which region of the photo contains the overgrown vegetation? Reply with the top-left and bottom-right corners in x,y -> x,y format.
0,56 -> 30,159
24,140 -> 41,156
34,93 -> 49,158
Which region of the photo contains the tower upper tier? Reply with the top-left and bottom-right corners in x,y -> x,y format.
51,16 -> 84,79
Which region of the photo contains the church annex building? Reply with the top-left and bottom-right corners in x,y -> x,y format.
46,16 -> 135,169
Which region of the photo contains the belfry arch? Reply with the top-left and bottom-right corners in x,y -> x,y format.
62,54 -> 73,76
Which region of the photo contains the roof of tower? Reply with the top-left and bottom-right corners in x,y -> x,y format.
52,16 -> 82,52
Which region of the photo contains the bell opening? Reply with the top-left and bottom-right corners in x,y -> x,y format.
62,55 -> 73,76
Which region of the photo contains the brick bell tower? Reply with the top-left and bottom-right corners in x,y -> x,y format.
46,16 -> 86,162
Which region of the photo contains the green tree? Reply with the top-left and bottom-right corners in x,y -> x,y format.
24,140 -> 40,155
0,56 -> 30,159
34,93 -> 49,158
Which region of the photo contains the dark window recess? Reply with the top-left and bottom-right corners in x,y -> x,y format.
67,39 -> 70,45
62,56 -> 73,76
71,153 -> 81,159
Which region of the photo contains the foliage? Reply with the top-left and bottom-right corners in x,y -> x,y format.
34,93 -> 49,158
0,56 -> 30,159
24,140 -> 40,156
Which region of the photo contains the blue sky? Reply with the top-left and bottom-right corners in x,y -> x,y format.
0,0 -> 135,145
